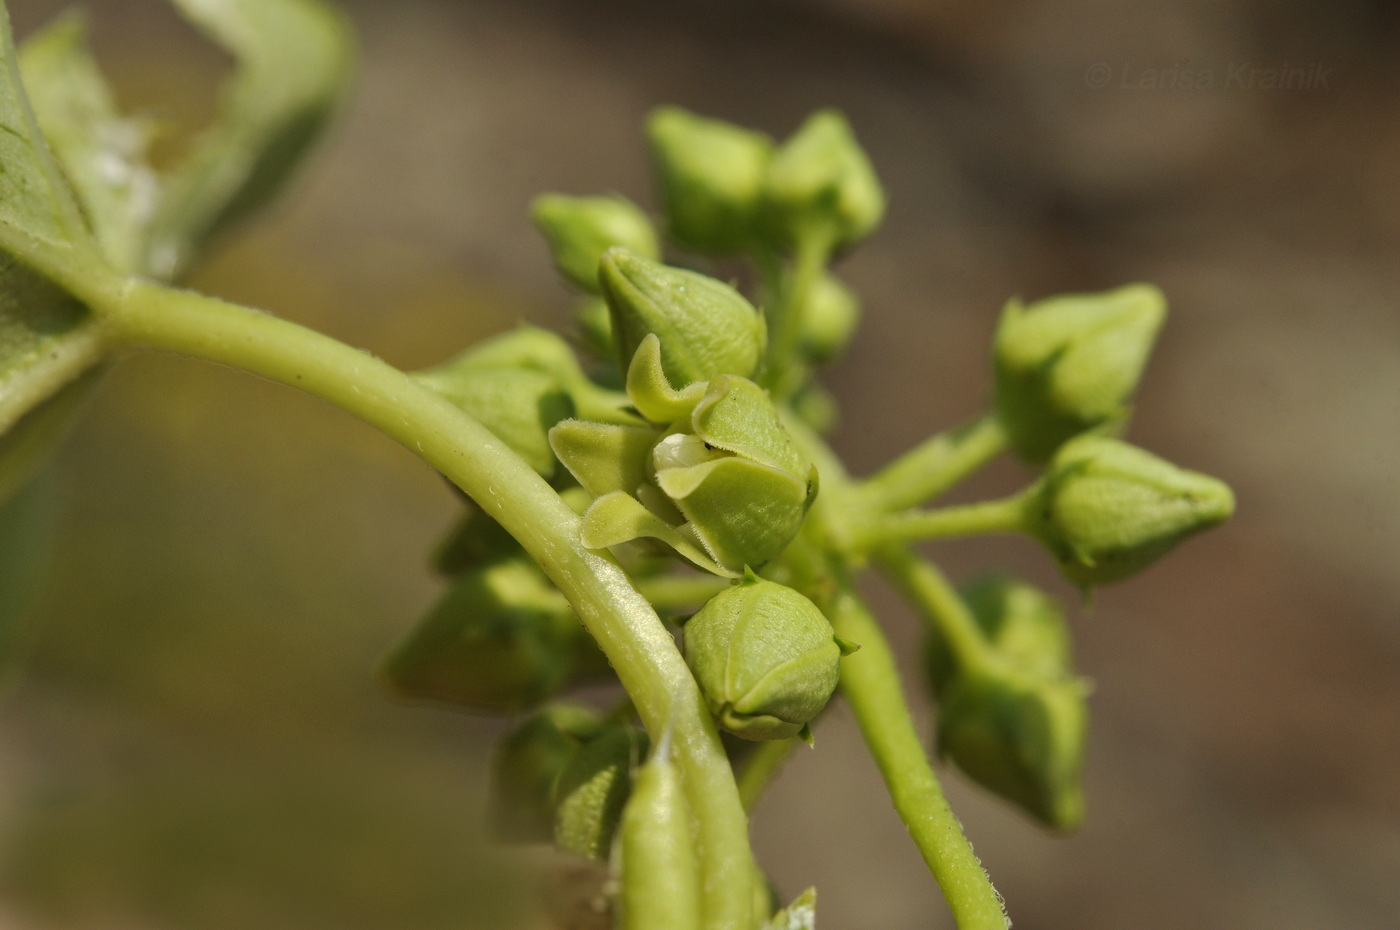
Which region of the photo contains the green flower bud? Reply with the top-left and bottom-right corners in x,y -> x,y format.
380,558 -> 608,714
431,500 -> 522,576
417,329 -> 584,478
553,724 -> 649,860
764,109 -> 884,250
926,575 -> 1072,699
647,106 -> 773,253
938,667 -> 1088,832
1029,436 -> 1235,586
599,248 -> 765,388
993,284 -> 1167,461
488,704 -> 604,843
683,572 -> 848,740
532,194 -> 659,293
798,271 -> 860,365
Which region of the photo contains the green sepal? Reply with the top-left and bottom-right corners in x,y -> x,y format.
691,374 -> 808,476
834,636 -> 861,657
600,247 -> 765,387
1029,436 -> 1235,586
646,106 -> 772,254
549,419 -> 659,499
764,109 -> 884,251
552,724 -> 649,861
532,193 -> 659,293
655,456 -> 811,573
625,333 -> 707,424
580,491 -> 739,578
488,704 -> 604,843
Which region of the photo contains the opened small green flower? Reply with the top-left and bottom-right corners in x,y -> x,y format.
683,571 -> 853,740
555,362 -> 817,577
647,106 -> 772,253
994,283 -> 1166,461
1029,435 -> 1235,585
532,193 -> 659,293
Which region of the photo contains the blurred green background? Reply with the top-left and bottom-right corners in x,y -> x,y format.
2,0 -> 1399,928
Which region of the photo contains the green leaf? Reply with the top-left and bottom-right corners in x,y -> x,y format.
19,12 -> 158,273
147,0 -> 353,278
0,2 -> 108,443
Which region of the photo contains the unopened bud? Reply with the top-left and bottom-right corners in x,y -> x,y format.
938,667 -> 1088,832
488,704 -> 603,843
1030,436 -> 1235,585
380,558 -> 608,713
926,575 -> 1072,698
683,571 -> 850,740
994,284 -> 1166,461
599,248 -> 765,388
799,271 -> 860,364
553,724 -> 648,860
764,110 -> 884,250
533,194 -> 659,293
647,106 -> 772,253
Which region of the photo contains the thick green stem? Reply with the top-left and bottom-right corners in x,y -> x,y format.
854,490 -> 1034,551
874,546 -> 991,675
821,577 -> 1008,930
859,413 -> 1009,512
77,273 -> 753,930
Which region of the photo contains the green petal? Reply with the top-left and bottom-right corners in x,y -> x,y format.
550,419 -> 658,499
657,457 -> 810,571
580,491 -> 739,578
625,333 -> 706,424
691,374 -> 807,475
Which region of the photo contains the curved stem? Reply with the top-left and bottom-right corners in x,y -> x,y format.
77,273 -> 753,930
819,574 -> 1008,930
859,413 -> 1008,512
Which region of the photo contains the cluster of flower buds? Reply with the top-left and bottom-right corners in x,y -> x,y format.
648,107 -> 884,254
926,577 -> 1088,831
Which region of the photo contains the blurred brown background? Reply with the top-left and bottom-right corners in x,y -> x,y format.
3,0 -> 1399,928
